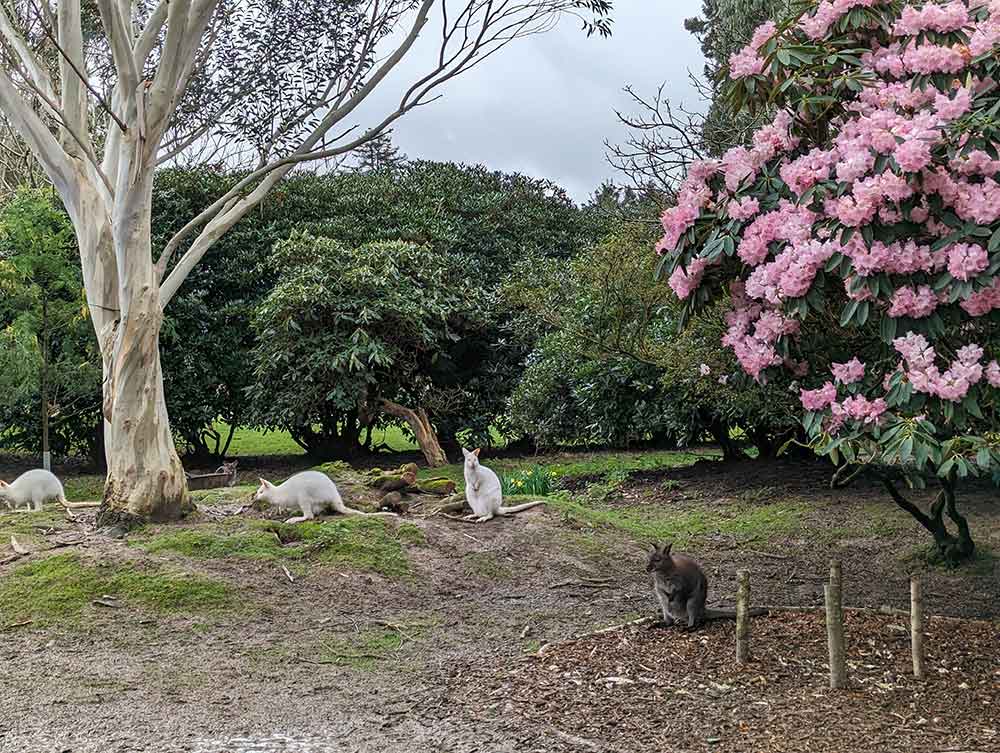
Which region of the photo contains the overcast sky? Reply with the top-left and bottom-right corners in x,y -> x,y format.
353,1 -> 706,202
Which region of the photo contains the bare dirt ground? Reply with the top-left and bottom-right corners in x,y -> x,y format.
0,455 -> 997,753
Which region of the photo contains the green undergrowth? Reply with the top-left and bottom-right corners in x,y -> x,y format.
132,518 -> 426,578
545,492 -> 804,547
0,553 -> 232,626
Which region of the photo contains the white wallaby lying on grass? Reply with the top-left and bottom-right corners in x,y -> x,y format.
462,448 -> 544,523
253,471 -> 398,524
0,469 -> 67,512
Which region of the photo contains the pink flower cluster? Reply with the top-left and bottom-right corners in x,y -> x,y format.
988,360 -> 1000,388
728,21 -> 777,78
798,0 -> 881,40
888,285 -> 940,318
727,196 -> 761,221
668,257 -> 708,300
894,333 -> 987,401
960,279 -> 1000,316
745,239 -> 836,303
737,201 -> 815,266
801,381 -> 837,410
924,169 -> 1000,225
831,357 -> 865,385
946,243 -> 989,281
828,395 -> 888,433
893,1 -> 970,36
722,284 -> 799,380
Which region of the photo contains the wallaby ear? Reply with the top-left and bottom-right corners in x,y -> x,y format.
0,480 -> 7,488
649,543 -> 659,554
461,448 -> 469,457
663,542 -> 673,556
258,477 -> 271,488
472,448 -> 481,457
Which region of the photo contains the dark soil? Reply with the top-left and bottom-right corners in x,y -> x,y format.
1,455 -> 997,753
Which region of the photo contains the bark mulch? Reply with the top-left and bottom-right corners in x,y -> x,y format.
445,610 -> 1000,753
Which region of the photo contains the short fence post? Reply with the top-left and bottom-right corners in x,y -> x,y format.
910,576 -> 924,679
736,569 -> 750,664
825,559 -> 847,689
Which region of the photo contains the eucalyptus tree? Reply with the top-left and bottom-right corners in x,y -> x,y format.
0,0 -> 611,523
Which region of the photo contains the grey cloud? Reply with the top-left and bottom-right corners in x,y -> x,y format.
352,1 -> 706,201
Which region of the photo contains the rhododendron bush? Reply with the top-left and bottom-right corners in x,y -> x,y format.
656,0 -> 1000,561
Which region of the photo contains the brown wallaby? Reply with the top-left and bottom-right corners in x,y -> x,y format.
646,542 -> 766,629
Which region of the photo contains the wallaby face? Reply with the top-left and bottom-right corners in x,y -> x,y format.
646,542 -> 673,573
253,478 -> 275,505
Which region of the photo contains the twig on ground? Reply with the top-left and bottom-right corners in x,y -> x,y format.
1,619 -> 32,631
747,549 -> 791,560
281,564 -> 295,584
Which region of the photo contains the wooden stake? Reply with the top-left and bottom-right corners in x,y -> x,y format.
824,583 -> 847,689
829,559 -> 843,621
736,569 -> 750,664
910,576 -> 924,679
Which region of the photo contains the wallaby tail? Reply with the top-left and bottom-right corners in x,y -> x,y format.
703,607 -> 768,620
497,500 -> 545,515
331,496 -> 398,518
60,497 -> 101,509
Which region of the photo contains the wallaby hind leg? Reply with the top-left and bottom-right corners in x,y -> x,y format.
685,581 -> 707,628
284,501 -> 315,525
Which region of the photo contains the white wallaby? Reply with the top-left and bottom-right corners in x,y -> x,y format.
253,470 -> 398,524
0,469 -> 67,512
462,448 -> 544,523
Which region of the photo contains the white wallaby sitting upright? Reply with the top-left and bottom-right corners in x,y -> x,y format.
0,469 -> 67,511
253,470 -> 397,524
462,448 -> 544,523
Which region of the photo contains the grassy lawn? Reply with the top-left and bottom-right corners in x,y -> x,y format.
216,422 -> 420,456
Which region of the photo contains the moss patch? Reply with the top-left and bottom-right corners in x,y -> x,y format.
903,543 -> 997,575
0,553 -> 232,625
133,518 -> 421,578
465,552 -> 514,580
0,508 -> 71,540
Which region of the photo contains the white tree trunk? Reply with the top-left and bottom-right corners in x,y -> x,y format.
79,170 -> 188,524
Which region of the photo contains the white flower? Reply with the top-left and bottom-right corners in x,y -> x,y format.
699,364 -> 711,376
718,375 -> 728,385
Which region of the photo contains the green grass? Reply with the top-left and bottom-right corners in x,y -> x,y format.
420,449 -> 713,488
0,508 -> 71,539
132,518 -> 425,578
0,553 -> 232,625
218,422 -> 419,456
545,492 -> 804,547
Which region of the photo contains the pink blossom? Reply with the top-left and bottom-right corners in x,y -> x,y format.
668,258 -> 708,299
800,382 -> 837,411
893,2 -> 970,36
894,139 -> 934,172
986,360 -> 1000,388
888,285 -> 939,318
831,358 -> 865,385
946,243 -> 989,281
960,279 -> 1000,316
727,196 -> 761,221
728,21 -> 776,78
902,44 -> 968,75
